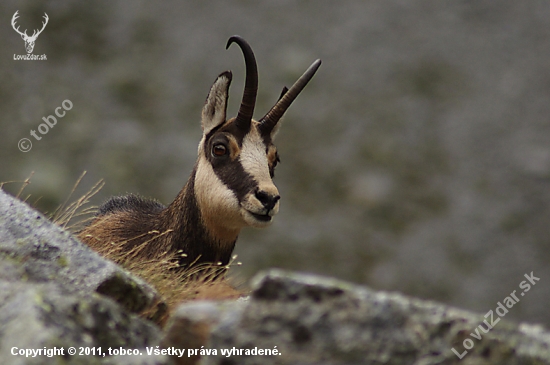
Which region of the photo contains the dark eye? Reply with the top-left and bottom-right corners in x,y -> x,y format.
212,143 -> 227,157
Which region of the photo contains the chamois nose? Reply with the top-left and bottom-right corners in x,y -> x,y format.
255,190 -> 280,211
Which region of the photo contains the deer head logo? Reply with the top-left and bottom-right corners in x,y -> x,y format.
11,11 -> 49,54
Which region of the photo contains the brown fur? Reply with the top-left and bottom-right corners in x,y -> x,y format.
79,173 -> 238,270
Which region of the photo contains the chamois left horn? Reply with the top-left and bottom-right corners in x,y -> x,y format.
259,59 -> 322,135
226,35 -> 258,131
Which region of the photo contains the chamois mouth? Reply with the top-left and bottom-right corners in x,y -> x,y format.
248,211 -> 272,222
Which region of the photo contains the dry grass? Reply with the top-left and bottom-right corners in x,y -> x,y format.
87,231 -> 244,325
0,171 -> 35,201
51,171 -> 104,232
2,172 -> 246,327
1,171 -> 102,232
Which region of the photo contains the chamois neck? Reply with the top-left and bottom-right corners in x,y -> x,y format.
160,166 -> 239,267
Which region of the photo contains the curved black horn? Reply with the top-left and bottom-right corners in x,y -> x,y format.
259,59 -> 321,135
226,36 -> 258,131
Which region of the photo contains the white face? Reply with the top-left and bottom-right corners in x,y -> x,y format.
194,120 -> 280,232
236,124 -> 280,227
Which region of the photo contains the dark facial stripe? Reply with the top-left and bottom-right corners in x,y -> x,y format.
211,156 -> 258,202
204,122 -> 226,146
205,117 -> 250,150
204,120 -> 259,202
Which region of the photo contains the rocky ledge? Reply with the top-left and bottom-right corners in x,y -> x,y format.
1,189 -> 549,365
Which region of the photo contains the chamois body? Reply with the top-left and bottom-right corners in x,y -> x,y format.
78,36 -> 320,270
80,174 -> 236,267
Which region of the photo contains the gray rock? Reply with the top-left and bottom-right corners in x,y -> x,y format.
0,281 -> 164,365
0,190 -> 170,365
168,270 -> 550,365
3,186 -> 550,365
0,189 -> 161,315
162,301 -> 241,365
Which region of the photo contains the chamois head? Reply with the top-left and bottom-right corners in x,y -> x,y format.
79,36 -> 320,271
195,36 -> 321,233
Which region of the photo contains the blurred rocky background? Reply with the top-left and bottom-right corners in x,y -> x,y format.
1,0 -> 549,327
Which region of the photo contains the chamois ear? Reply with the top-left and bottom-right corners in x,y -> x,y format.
269,86 -> 289,140
201,71 -> 232,135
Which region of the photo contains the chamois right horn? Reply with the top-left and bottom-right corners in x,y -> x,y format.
259,59 -> 321,135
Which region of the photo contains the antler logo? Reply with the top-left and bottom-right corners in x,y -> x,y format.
11,10 -> 49,54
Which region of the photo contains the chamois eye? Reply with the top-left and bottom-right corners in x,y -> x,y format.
212,143 -> 227,157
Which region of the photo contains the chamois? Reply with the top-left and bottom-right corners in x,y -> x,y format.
78,36 -> 321,271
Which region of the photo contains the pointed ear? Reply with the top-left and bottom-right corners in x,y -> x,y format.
267,86 -> 288,141
201,71 -> 232,135
270,117 -> 282,140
